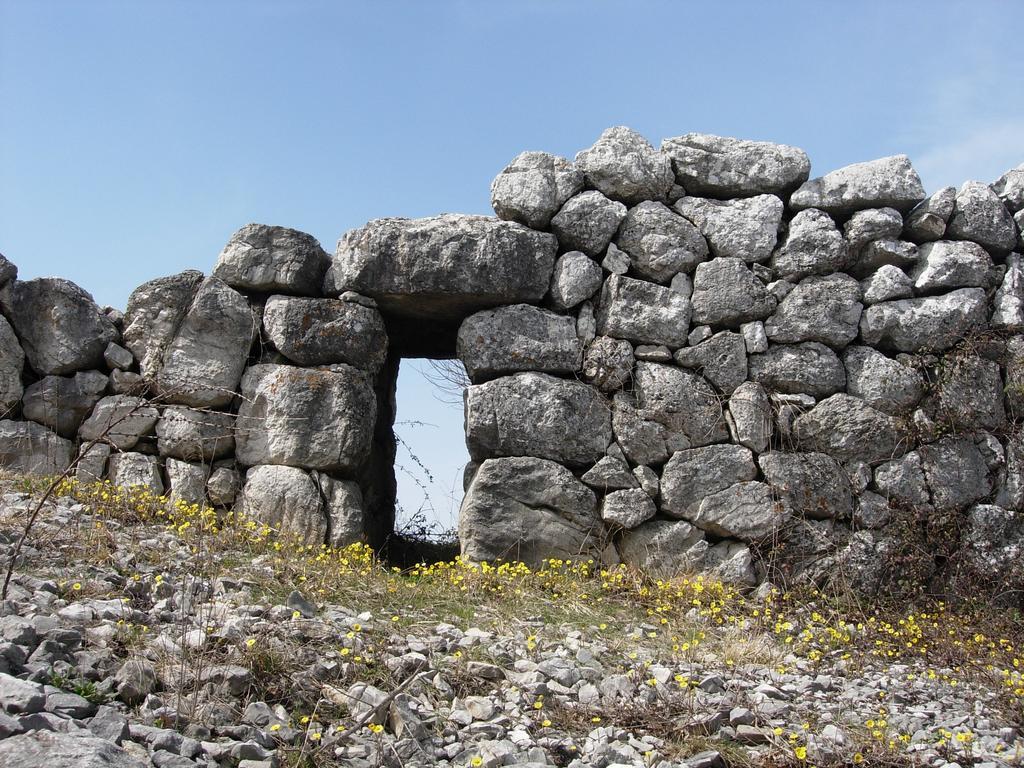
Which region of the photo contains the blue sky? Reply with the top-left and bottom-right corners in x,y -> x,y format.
2,0 -> 1023,528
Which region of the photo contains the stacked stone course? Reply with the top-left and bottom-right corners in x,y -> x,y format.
0,129 -> 1022,597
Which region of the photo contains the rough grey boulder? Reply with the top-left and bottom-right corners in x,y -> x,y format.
909,240 -> 994,294
581,336 -> 634,392
843,207 -> 903,249
842,346 -> 924,416
992,163 -> 1024,212
457,304 -> 582,382
959,504 -> 1023,591
860,265 -> 914,305
991,252 -> 1024,330
465,372 -> 611,466
324,214 -> 558,319
76,442 -> 111,483
459,457 -> 602,567
319,474 -> 366,547
764,273 -> 863,349
705,540 -> 757,586
615,201 -> 708,283
748,342 -> 846,400
22,370 -> 108,438
601,488 -> 657,529
921,354 -> 1006,432
580,454 -> 638,491
919,437 -> 994,512
873,451 -> 931,510
611,392 -> 683,466
121,270 -> 204,378
235,363 -> 376,473
758,451 -> 853,520
858,288 -> 988,353
946,181 -> 1018,252
166,458 -> 208,505
0,315 -> 23,412
0,730 -> 148,768
78,395 -> 159,450
0,253 -> 16,289
673,331 -> 747,395
674,194 -> 784,263
789,155 -> 925,215
262,295 -> 388,371
659,133 -> 810,197
660,445 -> 757,518
155,406 -> 235,462
548,251 -> 603,310
207,466 -> 241,507
107,452 -> 164,494
770,209 -> 848,281
490,151 -> 584,229
156,278 -> 256,408
727,381 -> 773,453
0,420 -> 73,476
0,278 -> 117,375
617,519 -> 708,577
103,342 -> 133,371
574,126 -> 674,205
549,191 -> 629,257
903,186 -> 955,243
239,465 -> 327,545
596,274 -> 691,347
213,223 -> 329,295
793,393 -> 907,465
634,361 -> 729,448
690,257 -> 776,328
690,481 -> 789,542
848,239 -> 918,279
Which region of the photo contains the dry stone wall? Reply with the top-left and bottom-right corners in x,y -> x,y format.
1,127 -> 1023,599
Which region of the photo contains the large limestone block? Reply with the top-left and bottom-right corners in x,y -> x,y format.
921,354 -> 1006,432
457,304 -> 582,382
574,126 -> 674,205
464,372 -> 611,466
156,406 -> 235,462
22,371 -> 109,437
550,191 -> 628,257
108,452 -> 164,495
634,361 -> 728,448
770,209 -> 848,282
0,315 -> 24,412
490,151 -> 584,229
748,342 -> 846,400
919,437 -> 994,512
858,288 -> 987,353
690,481 -> 789,542
319,474 -> 367,548
156,278 -> 256,408
595,274 -> 691,347
122,270 -> 204,378
617,519 -> 709,577
904,186 -> 955,243
910,241 -> 994,295
0,278 -> 117,375
674,194 -> 784,263
458,456 -> 602,567
78,395 -> 159,450
660,445 -> 758,518
843,207 -> 903,250
0,420 -> 74,476
873,451 -> 931,510
764,274 -> 863,349
611,392 -> 683,466
673,331 -> 747,395
849,239 -> 919,279
615,201 -> 708,283
324,214 -> 558,320
235,364 -> 376,473
0,730 -> 148,768
793,394 -> 907,465
239,465 -> 327,545
166,458 -> 208,506
728,381 -> 773,453
213,223 -> 329,295
601,488 -> 656,529
789,155 -> 925,215
690,257 -> 776,328
660,133 -> 810,197
548,250 -> 603,310
758,451 -> 853,520
960,504 -> 1024,591
946,181 -> 1018,253
262,295 -> 387,371
841,346 -> 924,416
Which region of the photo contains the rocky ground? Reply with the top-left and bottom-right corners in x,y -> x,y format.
0,478 -> 1021,768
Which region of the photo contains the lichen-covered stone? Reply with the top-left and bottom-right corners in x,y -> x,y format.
858,288 -> 988,353
848,239 -> 918,279
727,381 -> 772,453
107,452 -> 164,494
691,481 -> 789,542
156,406 -> 235,462
78,395 -> 159,450
793,394 -> 907,465
946,181 -> 1018,253
581,454 -> 638,491
660,133 -> 810,197
673,331 -> 747,395
263,295 -> 387,371
239,465 -> 327,545
921,354 -> 1006,432
991,253 -> 1024,331
581,336 -> 634,392
690,257 -> 776,328
674,194 -> 783,263
213,223 -> 330,295
596,275 -> 691,347
458,304 -> 582,382
634,361 -> 729,448
465,372 -> 611,466
574,126 -> 674,205
790,155 -> 925,215
860,265 -> 913,305
770,209 -> 848,282
904,186 -> 955,243
842,346 -> 924,416
764,274 -> 863,349
617,519 -> 708,577
660,445 -> 757,518
550,191 -> 629,257
844,208 -> 903,249
122,270 -> 204,378
919,437 -> 994,512
759,451 -> 853,520
615,201 -> 708,283
748,342 -> 846,400
601,488 -> 657,529
548,251 -> 603,310
490,151 -> 584,229
910,241 -> 994,294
